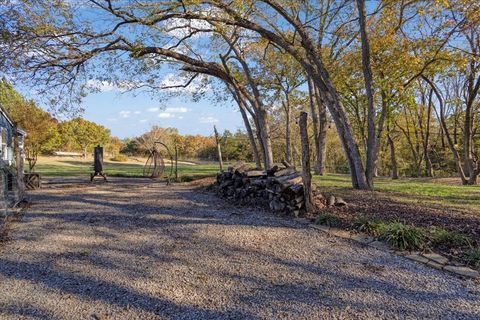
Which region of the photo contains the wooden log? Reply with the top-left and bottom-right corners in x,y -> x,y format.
219,180 -> 234,189
278,176 -> 303,189
266,165 -> 280,176
243,170 -> 266,177
270,199 -> 286,212
286,184 -> 304,195
327,195 -> 336,207
273,167 -> 297,177
228,162 -> 246,173
275,172 -> 302,183
334,197 -> 347,207
281,159 -> 294,168
251,179 -> 266,187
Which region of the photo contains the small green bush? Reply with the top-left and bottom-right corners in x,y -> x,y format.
353,218 -> 386,236
428,227 -> 473,248
381,222 -> 426,251
315,213 -> 341,227
110,154 -> 128,162
465,249 -> 480,268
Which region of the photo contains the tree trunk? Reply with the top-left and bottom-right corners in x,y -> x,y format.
423,76 -> 474,185
238,100 -> 262,169
299,112 -> 314,213
356,0 -> 376,189
213,125 -> 223,171
256,108 -> 274,169
284,100 -> 292,164
387,133 -> 399,179
313,82 -> 328,176
464,98 -> 473,178
424,89 -> 434,177
308,78 -> 322,175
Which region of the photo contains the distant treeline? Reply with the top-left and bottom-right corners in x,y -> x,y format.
122,125 -> 254,162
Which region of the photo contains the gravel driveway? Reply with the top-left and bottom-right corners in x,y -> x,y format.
0,178 -> 479,319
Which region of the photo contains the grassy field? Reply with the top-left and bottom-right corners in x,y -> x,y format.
313,175 -> 480,214
34,157 -> 479,213
34,156 -> 220,179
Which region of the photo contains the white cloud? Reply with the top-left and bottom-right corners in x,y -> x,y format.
134,111 -> 141,114
199,116 -> 218,124
86,79 -> 119,92
178,116 -> 184,120
166,18 -> 212,39
147,107 -> 160,112
158,112 -> 174,119
119,110 -> 131,118
139,119 -> 148,123
159,73 -> 210,94
165,107 -> 188,113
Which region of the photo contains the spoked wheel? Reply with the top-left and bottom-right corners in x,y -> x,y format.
143,142 -> 173,181
155,154 -> 165,178
143,151 -> 155,178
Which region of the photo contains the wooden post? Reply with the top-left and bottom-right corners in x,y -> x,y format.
214,125 -> 223,171
90,146 -> 107,182
0,170 -> 6,222
299,112 -> 314,213
14,128 -> 26,203
174,144 -> 178,182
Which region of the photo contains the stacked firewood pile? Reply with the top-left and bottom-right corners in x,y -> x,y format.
216,162 -> 346,216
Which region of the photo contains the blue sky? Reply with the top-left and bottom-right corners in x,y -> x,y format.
80,86 -> 244,139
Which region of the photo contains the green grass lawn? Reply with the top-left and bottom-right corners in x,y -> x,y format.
313,174 -> 480,214
34,157 -> 479,214
34,157 -> 220,178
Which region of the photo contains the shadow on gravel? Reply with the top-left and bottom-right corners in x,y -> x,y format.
0,258 -> 257,319
2,181 -> 478,319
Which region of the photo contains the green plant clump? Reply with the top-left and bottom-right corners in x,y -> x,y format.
315,213 -> 341,227
465,249 -> 480,268
428,227 -> 473,248
353,217 -> 386,236
381,222 -> 426,251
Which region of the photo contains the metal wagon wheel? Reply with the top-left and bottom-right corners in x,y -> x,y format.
155,152 -> 165,178
143,150 -> 156,178
142,141 -> 173,181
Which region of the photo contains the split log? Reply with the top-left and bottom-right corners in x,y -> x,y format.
327,195 -> 336,207
334,197 -> 347,207
215,162 -> 338,217
243,170 -> 266,177
273,167 -> 297,177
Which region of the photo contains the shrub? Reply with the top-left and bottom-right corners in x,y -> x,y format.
315,213 -> 341,227
465,249 -> 480,268
428,227 -> 473,248
381,222 -> 425,251
353,217 -> 386,236
110,154 -> 128,162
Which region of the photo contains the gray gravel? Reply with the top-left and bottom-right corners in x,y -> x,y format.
0,177 -> 479,319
